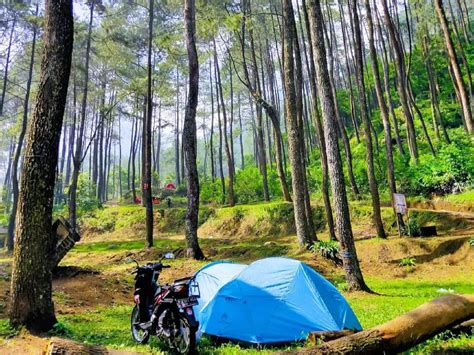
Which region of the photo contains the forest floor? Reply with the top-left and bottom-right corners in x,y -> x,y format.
0,201 -> 473,354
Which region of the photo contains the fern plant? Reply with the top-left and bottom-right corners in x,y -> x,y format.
311,240 -> 342,266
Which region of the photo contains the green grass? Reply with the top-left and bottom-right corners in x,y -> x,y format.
347,277 -> 474,329
72,239 -> 184,253
444,190 -> 474,204
48,276 -> 473,354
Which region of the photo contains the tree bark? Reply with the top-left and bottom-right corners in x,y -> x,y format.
350,0 -> 386,239
297,294 -> 474,354
213,40 -> 235,206
380,0 -> 419,161
435,0 -> 473,134
183,0 -> 204,260
9,0 -> 73,332
282,0 -> 314,248
365,0 -> 405,236
0,15 -> 16,116
7,11 -> 38,252
302,0 -> 336,241
238,0 -> 290,202
143,0 -> 154,248
307,0 -> 370,292
68,2 -> 93,229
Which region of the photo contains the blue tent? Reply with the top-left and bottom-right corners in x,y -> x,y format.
193,257 -> 361,344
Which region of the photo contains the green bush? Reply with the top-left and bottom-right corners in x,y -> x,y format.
311,240 -> 341,265
399,256 -> 416,267
406,218 -> 421,237
265,202 -> 294,227
398,130 -> 474,197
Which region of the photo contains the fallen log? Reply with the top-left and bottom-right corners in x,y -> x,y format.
298,294 -> 474,354
45,337 -> 107,354
307,330 -> 358,344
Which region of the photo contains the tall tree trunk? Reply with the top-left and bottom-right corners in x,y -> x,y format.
143,0 -> 154,247
365,0 -> 405,236
238,92 -> 245,170
238,1 -> 290,201
374,9 -> 405,157
214,40 -> 235,206
380,0 -> 419,161
435,0 -> 473,134
1,139 -> 14,209
215,58 -> 226,203
209,59 -> 215,182
282,0 -> 314,248
0,16 -> 16,116
7,11 -> 38,252
183,0 -> 204,260
9,0 -> 73,331
175,69 -> 181,185
421,33 -> 450,144
350,0 -> 386,239
302,0 -> 336,241
68,2 -> 94,229
307,0 -> 370,292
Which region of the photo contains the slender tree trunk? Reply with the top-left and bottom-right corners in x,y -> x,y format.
9,0 -> 73,331
365,0 -> 405,236
143,0 -> 154,247
2,139 -> 14,209
0,16 -> 16,116
209,59 -> 215,182
307,0 -> 370,292
183,0 -> 204,259
350,0 -> 386,238
214,40 -> 235,206
374,9 -> 405,157
435,0 -> 473,134
381,0 -> 419,161
175,69 -> 181,185
422,33 -> 450,144
7,13 -> 38,252
282,0 -> 314,248
214,58 -> 226,203
238,92 -> 245,170
238,2 -> 290,201
302,0 -> 336,241
68,2 -> 94,229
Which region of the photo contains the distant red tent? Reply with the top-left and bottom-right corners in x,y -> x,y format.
134,197 -> 142,204
152,197 -> 160,205
165,182 -> 176,190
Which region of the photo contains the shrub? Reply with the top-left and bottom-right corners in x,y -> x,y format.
469,238 -> 474,247
311,240 -> 342,266
399,256 -> 416,267
398,130 -> 474,197
406,218 -> 421,237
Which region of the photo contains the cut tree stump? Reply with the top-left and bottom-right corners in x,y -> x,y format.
295,294 -> 474,354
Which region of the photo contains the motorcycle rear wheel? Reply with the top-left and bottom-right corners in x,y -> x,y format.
169,313 -> 196,354
131,305 -> 150,344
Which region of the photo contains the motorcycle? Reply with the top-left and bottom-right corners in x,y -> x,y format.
130,253 -> 200,354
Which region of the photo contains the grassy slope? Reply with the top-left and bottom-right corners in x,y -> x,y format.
1,202 -> 473,354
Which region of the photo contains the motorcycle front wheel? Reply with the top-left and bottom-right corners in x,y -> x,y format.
169,313 -> 196,354
131,305 -> 150,344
